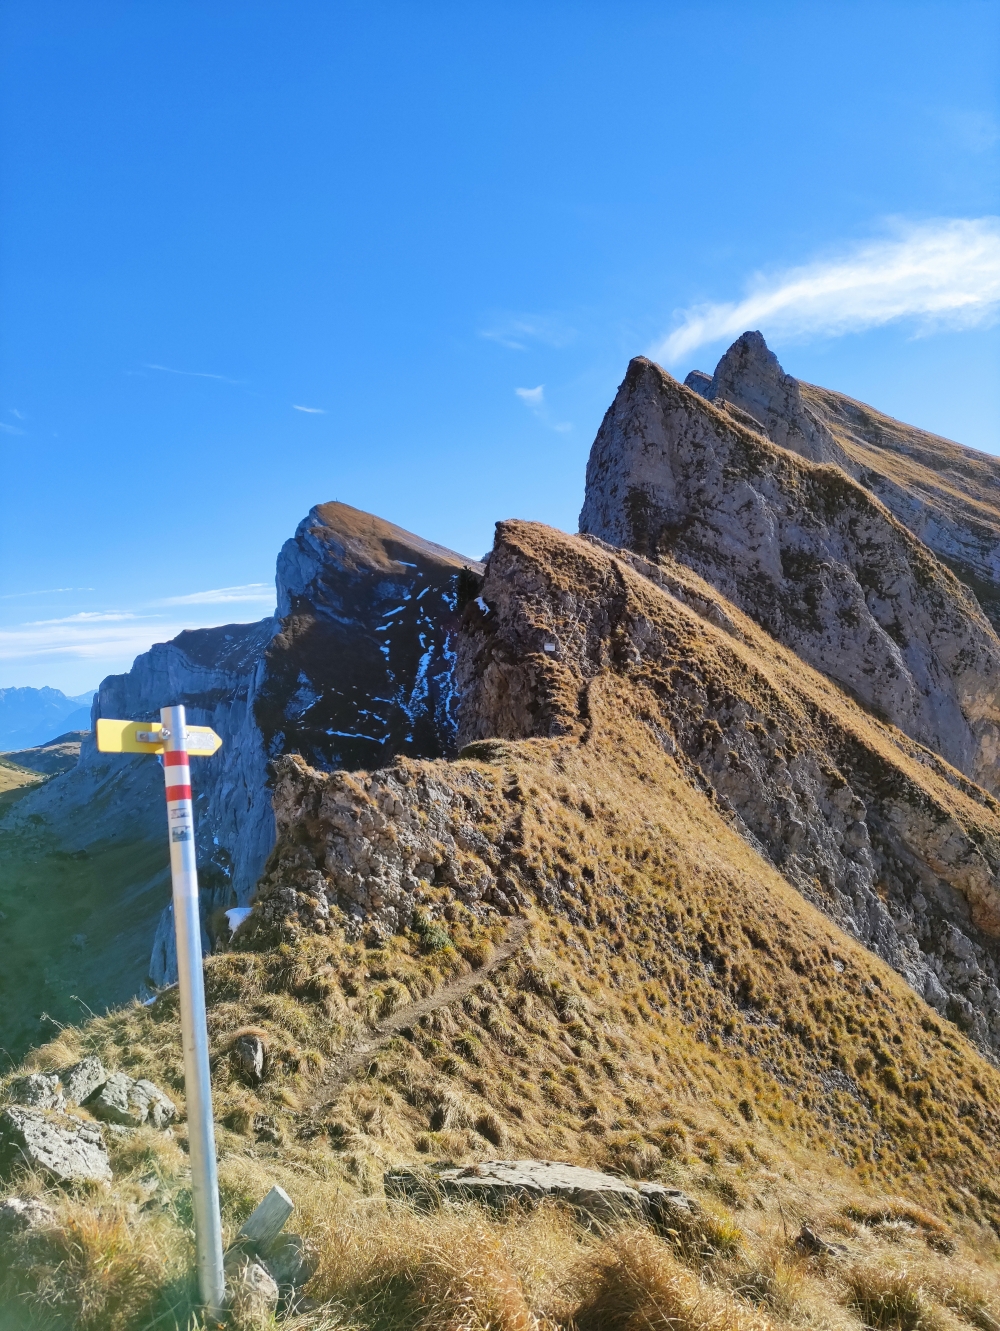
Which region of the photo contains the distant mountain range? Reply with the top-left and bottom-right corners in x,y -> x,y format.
0,686 -> 95,751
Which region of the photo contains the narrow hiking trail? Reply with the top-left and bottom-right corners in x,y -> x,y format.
301,917 -> 531,1119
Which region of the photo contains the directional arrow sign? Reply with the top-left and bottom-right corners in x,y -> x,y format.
96,718 -> 222,756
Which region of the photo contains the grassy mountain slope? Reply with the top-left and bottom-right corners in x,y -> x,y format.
799,382 -> 1000,629
3,525 -> 1000,1329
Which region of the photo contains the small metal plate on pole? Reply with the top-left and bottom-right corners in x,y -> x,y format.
97,705 -> 226,1316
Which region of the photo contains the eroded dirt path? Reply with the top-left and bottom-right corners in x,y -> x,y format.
302,917 -> 530,1118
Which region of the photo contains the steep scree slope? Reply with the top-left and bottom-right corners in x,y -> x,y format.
580,356 -> 1000,795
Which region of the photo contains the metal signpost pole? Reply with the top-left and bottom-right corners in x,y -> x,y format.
161,704 -> 226,1317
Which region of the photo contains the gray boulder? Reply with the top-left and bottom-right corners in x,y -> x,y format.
89,1073 -> 176,1130
0,1106 -> 111,1183
260,1232 -> 318,1292
8,1072 -> 65,1111
386,1159 -> 645,1222
0,1195 -> 57,1241
60,1056 -> 107,1106
234,1034 -> 266,1086
638,1183 -> 702,1235
225,1251 -> 280,1323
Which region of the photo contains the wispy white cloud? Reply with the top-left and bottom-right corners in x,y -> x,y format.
292,404 -> 325,414
480,315 -> 576,351
653,217 -> 1000,364
27,612 -> 136,626
0,422 -> 24,435
514,385 -> 572,433
10,409 -> 25,420
158,584 -> 274,607
0,588 -> 94,600
0,617 -> 179,662
143,363 -> 245,385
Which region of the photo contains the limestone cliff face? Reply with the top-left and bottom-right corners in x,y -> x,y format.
687,331 -> 1000,630
687,330 -> 845,467
579,356 -> 1000,796
93,618 -> 280,985
454,521 -> 1000,1054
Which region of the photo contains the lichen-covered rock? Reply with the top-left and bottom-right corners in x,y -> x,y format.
0,1195 -> 57,1241
8,1073 -> 65,1111
0,1106 -> 111,1182
578,356 -> 1000,796
88,1073 -> 176,1129
60,1056 -> 107,1106
260,1233 -> 318,1292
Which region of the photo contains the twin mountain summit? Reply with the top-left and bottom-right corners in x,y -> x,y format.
3,329 -> 1000,1076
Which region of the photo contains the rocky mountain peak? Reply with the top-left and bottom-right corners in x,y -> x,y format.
702,329 -> 844,465
578,354 -> 1000,794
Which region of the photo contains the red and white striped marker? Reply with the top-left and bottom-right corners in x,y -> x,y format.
95,706 -> 226,1314
160,704 -> 225,1316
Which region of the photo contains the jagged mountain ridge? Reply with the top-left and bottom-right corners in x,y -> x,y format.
581,353 -> 1000,796
686,331 -> 1000,629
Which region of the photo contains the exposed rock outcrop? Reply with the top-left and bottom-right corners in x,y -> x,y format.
688,331 -> 1000,630
0,1106 -> 111,1183
0,503 -> 478,1056
254,521 -> 1000,1055
578,356 -> 1000,795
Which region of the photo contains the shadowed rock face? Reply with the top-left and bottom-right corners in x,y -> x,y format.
256,502 -> 481,774
578,355 -> 1000,795
0,503 -> 478,1045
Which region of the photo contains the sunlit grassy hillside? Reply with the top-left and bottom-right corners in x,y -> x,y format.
3,684 -> 1000,1329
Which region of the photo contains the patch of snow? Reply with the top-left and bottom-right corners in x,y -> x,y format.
475,596 -> 490,616
225,907 -> 253,933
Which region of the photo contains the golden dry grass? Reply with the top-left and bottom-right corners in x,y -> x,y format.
4,530 -> 1000,1327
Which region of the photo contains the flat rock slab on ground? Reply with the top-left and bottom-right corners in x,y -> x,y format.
0,1106 -> 111,1183
386,1159 -> 652,1222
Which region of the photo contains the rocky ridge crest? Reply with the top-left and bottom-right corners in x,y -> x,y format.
579,354 -> 1000,796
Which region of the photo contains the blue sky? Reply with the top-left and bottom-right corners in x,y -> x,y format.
2,1 -> 998,694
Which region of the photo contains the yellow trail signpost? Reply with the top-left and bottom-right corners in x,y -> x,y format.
97,705 -> 225,1317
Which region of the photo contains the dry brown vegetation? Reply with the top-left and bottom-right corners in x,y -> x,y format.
4,698 -> 1000,1327
4,526 -> 1000,1328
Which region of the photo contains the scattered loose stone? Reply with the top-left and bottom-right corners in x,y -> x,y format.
88,1073 -> 176,1130
225,1252 -> 280,1323
60,1056 -> 107,1106
234,1034 -> 266,1086
261,1233 -> 317,1295
0,1106 -> 111,1183
795,1224 -> 846,1258
638,1182 -> 702,1236
386,1159 -> 645,1222
8,1073 -> 65,1111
